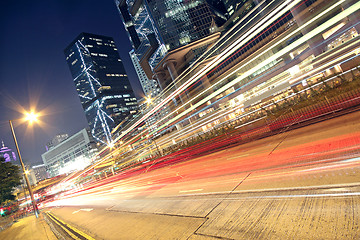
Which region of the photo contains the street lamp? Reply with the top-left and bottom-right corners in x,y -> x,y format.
24,112 -> 38,123
9,112 -> 40,218
108,142 -> 115,149
145,96 -> 152,105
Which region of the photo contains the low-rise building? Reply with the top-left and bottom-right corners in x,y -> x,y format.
32,164 -> 49,183
45,133 -> 69,151
41,128 -> 97,177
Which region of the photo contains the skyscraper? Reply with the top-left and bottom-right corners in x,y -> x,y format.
115,0 -> 226,83
64,33 -> 139,144
116,0 -> 164,72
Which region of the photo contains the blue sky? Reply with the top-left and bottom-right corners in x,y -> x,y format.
0,0 -> 142,165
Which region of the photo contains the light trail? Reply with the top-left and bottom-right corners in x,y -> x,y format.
116,0 -> 359,148
113,0 -> 302,141
43,126 -> 360,209
150,0 -> 278,102
50,1 -> 360,200
156,1 -> 360,128
97,1 -> 358,178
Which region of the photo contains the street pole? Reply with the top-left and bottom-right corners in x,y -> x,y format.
9,120 -> 39,218
22,179 -> 29,209
22,183 -> 27,201
152,138 -> 161,156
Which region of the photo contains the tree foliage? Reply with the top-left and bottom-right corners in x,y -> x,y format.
0,157 -> 21,204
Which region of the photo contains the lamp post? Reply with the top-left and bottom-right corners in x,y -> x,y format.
152,138 -> 161,156
9,113 -> 40,218
146,134 -> 161,156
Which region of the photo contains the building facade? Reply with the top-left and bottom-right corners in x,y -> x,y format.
111,0 -> 360,143
116,0 -> 165,73
129,49 -> 161,98
115,0 -> 226,83
64,33 -> 139,144
41,128 -> 98,177
45,133 -> 69,151
169,0 -> 360,132
32,164 -> 49,183
26,169 -> 37,186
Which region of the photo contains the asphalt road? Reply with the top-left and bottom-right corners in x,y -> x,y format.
45,110 -> 360,239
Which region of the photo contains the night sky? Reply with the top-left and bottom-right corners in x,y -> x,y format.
0,1 -> 143,166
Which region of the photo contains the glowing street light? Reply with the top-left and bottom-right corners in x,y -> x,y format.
9,111 -> 40,218
108,142 -> 115,149
145,96 -> 152,105
24,112 -> 38,123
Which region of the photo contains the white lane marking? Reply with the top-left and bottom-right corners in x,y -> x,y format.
225,191 -> 360,199
72,208 -> 94,214
298,156 -> 360,172
176,182 -> 360,197
323,188 -> 350,192
227,154 -> 249,160
179,189 -> 203,193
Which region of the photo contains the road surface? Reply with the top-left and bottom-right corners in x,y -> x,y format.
45,110 -> 360,239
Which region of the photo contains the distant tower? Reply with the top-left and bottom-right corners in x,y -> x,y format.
0,141 -> 17,163
64,33 -> 139,144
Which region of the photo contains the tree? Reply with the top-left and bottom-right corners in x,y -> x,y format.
0,157 -> 21,205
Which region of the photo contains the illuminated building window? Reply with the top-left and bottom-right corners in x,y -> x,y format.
98,86 -> 111,91
106,104 -> 117,109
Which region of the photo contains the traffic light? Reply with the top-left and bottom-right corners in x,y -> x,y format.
0,208 -> 5,217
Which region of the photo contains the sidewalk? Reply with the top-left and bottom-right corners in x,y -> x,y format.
0,217 -> 13,232
0,213 -> 57,240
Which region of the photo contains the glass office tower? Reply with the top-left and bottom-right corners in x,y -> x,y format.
115,0 -> 225,70
146,0 -> 217,50
64,33 -> 138,144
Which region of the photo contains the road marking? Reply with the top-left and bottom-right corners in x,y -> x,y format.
224,191 -> 360,200
298,156 -> 360,172
179,189 -> 203,193
46,211 -> 95,240
323,188 -> 350,192
72,208 -> 94,214
227,154 -> 249,160
46,212 -> 80,239
176,182 -> 360,197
